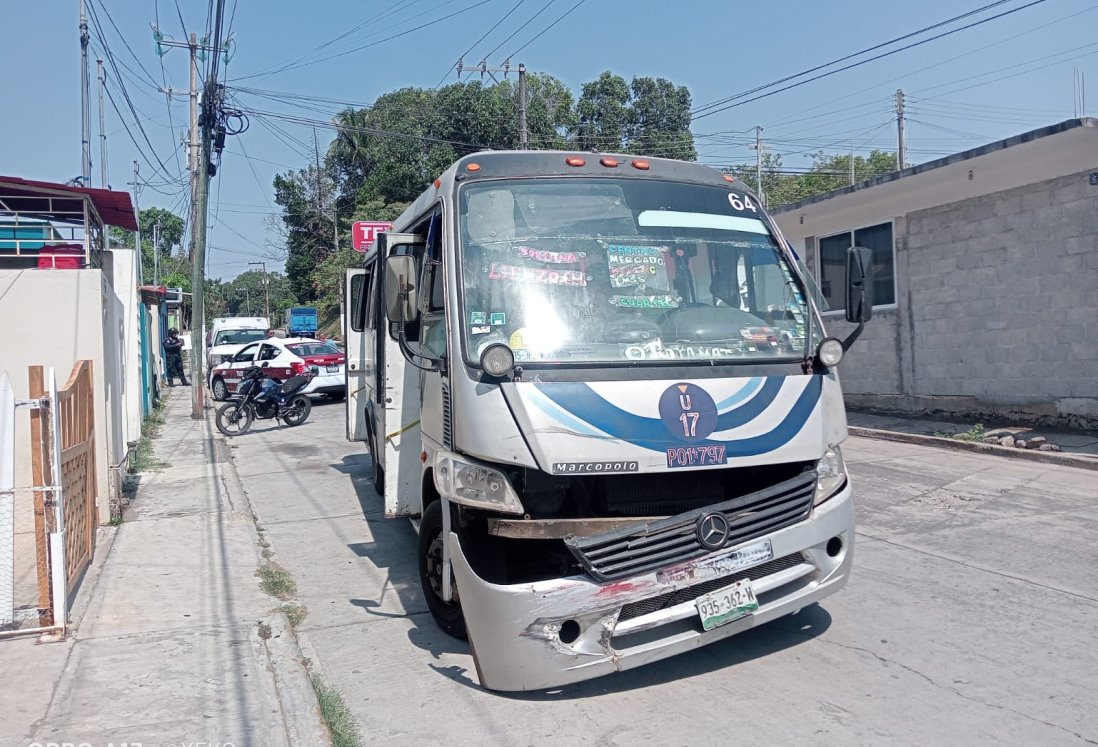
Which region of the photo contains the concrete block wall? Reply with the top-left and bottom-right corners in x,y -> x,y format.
903,169 -> 1098,420
822,168 -> 1098,424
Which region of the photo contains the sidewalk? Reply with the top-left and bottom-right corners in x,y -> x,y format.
0,390 -> 327,747
847,409 -> 1098,468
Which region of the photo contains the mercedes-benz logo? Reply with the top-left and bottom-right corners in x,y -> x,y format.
696,512 -> 731,551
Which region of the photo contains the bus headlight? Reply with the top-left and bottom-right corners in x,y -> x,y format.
434,453 -> 525,515
814,446 -> 847,506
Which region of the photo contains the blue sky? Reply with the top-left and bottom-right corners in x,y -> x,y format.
2,0 -> 1095,279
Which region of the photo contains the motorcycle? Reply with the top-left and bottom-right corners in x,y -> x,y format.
215,362 -> 315,436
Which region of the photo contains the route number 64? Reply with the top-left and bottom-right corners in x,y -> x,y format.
728,192 -> 758,212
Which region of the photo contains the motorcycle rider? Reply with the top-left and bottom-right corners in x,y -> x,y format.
163,328 -> 190,386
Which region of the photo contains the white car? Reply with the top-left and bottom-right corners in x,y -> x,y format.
208,337 -> 346,402
206,327 -> 271,374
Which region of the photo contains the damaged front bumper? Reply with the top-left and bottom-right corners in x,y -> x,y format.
450,483 -> 854,692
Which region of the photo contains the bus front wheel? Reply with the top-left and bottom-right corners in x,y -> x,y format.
419,500 -> 467,640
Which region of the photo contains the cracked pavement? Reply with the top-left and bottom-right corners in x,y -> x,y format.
226,401 -> 1098,745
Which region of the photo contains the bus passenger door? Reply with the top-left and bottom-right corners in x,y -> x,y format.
344,267 -> 373,442
379,233 -> 427,518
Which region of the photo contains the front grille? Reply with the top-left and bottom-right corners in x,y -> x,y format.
565,470 -> 816,582
618,552 -> 805,622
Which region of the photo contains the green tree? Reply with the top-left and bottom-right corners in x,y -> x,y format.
573,72 -> 631,152
107,206 -> 186,283
627,76 -> 696,159
731,149 -> 899,209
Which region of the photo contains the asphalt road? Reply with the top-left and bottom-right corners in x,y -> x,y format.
225,399 -> 1098,745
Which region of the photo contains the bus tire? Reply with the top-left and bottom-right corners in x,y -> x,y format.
368,425 -> 384,496
419,500 -> 467,640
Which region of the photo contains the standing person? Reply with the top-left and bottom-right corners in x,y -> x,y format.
163,328 -> 190,386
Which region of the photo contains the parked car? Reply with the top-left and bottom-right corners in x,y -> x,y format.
206,327 -> 271,375
208,337 -> 346,402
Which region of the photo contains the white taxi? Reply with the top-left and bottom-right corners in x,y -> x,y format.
209,337 -> 346,401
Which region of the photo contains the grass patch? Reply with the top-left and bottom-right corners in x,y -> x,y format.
257,564 -> 297,601
311,672 -> 362,747
932,423 -> 988,442
129,401 -> 169,473
283,602 -> 308,629
951,423 -> 987,442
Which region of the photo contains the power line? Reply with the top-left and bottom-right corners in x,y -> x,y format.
241,0 -> 415,80
508,0 -> 586,59
692,0 -> 1017,116
692,0 -> 1050,120
235,0 -> 491,80
436,0 -> 528,88
483,0 -> 556,61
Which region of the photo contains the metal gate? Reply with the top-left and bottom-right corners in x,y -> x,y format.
0,361 -> 98,638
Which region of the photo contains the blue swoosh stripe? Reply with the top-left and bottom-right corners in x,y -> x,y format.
524,385 -> 606,438
715,377 -> 784,431
534,377 -> 821,454
714,377 -> 764,410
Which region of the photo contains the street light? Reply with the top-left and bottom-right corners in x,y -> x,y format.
248,261 -> 270,319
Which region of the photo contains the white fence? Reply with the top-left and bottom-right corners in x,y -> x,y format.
0,368 -> 74,639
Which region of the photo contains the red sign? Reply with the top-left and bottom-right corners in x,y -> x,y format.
352,221 -> 393,253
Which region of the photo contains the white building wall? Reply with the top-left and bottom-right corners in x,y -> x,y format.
0,269 -> 113,523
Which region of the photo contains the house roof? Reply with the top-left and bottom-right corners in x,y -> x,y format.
0,176 -> 139,231
772,117 -> 1098,215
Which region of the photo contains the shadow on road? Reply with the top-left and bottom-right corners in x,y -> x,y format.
333,451 -> 472,659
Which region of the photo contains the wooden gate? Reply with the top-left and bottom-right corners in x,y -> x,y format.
29,360 -> 97,628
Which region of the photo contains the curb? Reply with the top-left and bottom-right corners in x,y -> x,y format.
204,412 -> 331,745
848,426 -> 1098,471
254,611 -> 331,746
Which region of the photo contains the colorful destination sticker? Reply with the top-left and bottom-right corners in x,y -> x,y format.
609,294 -> 679,310
606,244 -> 668,264
517,246 -> 583,264
490,312 -> 506,326
609,263 -> 658,288
471,325 -> 491,335
470,311 -> 487,325
488,262 -> 587,287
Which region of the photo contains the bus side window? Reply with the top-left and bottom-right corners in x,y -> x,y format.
421,210 -> 446,356
363,268 -> 375,329
350,273 -> 367,333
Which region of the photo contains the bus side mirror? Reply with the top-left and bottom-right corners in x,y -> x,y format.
845,246 -> 873,324
385,254 -> 419,324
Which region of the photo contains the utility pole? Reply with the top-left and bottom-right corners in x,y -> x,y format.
155,32 -> 201,258
132,161 -> 141,270
97,59 -> 108,188
249,261 -> 269,318
518,63 -> 528,150
460,58 -> 527,146
152,221 -> 161,286
80,0 -> 92,183
750,126 -> 766,207
850,140 -> 856,185
189,0 -> 229,419
895,89 -> 907,171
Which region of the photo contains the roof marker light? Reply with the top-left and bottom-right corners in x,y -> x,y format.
466,163 -> 481,172
631,159 -> 650,170
723,174 -> 735,183
600,157 -> 619,167
433,178 -> 442,189
565,156 -> 586,167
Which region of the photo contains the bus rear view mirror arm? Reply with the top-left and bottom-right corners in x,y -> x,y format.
385,253 -> 445,373
842,245 -> 873,350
